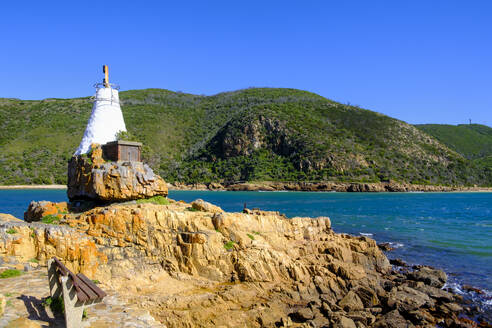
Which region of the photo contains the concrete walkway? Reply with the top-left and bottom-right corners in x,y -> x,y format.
0,267 -> 164,328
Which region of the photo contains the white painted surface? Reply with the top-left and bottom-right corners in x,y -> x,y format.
75,87 -> 127,155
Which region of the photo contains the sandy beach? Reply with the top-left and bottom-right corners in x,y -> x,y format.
0,185 -> 67,190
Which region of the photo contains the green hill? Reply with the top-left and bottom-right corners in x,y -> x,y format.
416,124 -> 492,160
416,124 -> 492,180
0,88 -> 490,186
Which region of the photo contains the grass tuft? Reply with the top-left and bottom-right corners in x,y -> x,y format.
136,196 -> 170,205
41,214 -> 60,224
224,241 -> 235,251
6,228 -> 16,234
0,269 -> 22,279
43,296 -> 64,314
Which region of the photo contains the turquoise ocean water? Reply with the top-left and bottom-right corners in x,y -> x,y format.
1,189 -> 491,312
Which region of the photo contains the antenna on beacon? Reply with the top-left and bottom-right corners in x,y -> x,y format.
103,65 -> 109,87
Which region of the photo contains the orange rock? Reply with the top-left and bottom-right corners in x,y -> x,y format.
0,213 -> 22,222
67,144 -> 168,202
24,201 -> 68,222
0,221 -> 106,278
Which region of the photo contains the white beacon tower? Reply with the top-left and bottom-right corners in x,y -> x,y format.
74,65 -> 127,155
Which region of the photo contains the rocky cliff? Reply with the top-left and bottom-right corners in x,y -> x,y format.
0,198 -> 482,327
67,144 -> 168,202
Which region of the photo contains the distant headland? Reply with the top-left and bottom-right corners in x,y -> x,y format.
0,88 -> 491,189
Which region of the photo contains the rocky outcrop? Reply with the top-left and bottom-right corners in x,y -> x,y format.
191,199 -> 224,213
0,214 -> 22,222
23,201 -> 68,222
67,144 -> 168,202
0,218 -> 106,277
0,199 -> 485,327
407,266 -> 448,288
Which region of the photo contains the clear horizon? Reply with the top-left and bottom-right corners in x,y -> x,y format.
2,0 -> 491,126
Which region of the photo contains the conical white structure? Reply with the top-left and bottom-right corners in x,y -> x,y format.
75,85 -> 127,155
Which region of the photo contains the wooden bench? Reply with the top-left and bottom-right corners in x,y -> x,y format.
47,257 -> 106,328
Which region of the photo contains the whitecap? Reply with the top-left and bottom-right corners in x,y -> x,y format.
359,232 -> 373,237
388,242 -> 404,248
443,282 -> 464,295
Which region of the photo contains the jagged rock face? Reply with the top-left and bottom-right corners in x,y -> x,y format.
205,114 -> 332,172
67,144 -> 168,202
208,115 -> 297,159
63,203 -> 354,284
56,201 -> 395,327
0,219 -> 106,277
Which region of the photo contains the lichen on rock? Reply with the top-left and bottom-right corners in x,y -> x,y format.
0,217 -> 106,278
24,201 -> 67,222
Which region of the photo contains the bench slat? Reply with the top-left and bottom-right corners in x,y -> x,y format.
77,273 -> 107,299
71,273 -> 91,302
51,257 -> 105,302
74,274 -> 99,301
53,257 -> 69,276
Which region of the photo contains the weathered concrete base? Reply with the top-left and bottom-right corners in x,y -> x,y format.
0,268 -> 163,328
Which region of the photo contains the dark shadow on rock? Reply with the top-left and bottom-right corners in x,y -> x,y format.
18,295 -> 64,327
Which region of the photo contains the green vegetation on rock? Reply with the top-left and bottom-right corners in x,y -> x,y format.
136,195 -> 170,205
0,269 -> 22,279
41,214 -> 60,224
224,241 -> 235,250
0,88 -> 490,186
116,130 -> 139,142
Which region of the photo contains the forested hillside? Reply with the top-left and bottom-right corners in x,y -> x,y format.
0,88 -> 490,186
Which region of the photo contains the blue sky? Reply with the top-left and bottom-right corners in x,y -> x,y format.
1,1 -> 491,126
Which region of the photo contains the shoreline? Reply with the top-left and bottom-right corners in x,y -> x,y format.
168,181 -> 492,192
1,182 -> 492,192
0,184 -> 67,190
